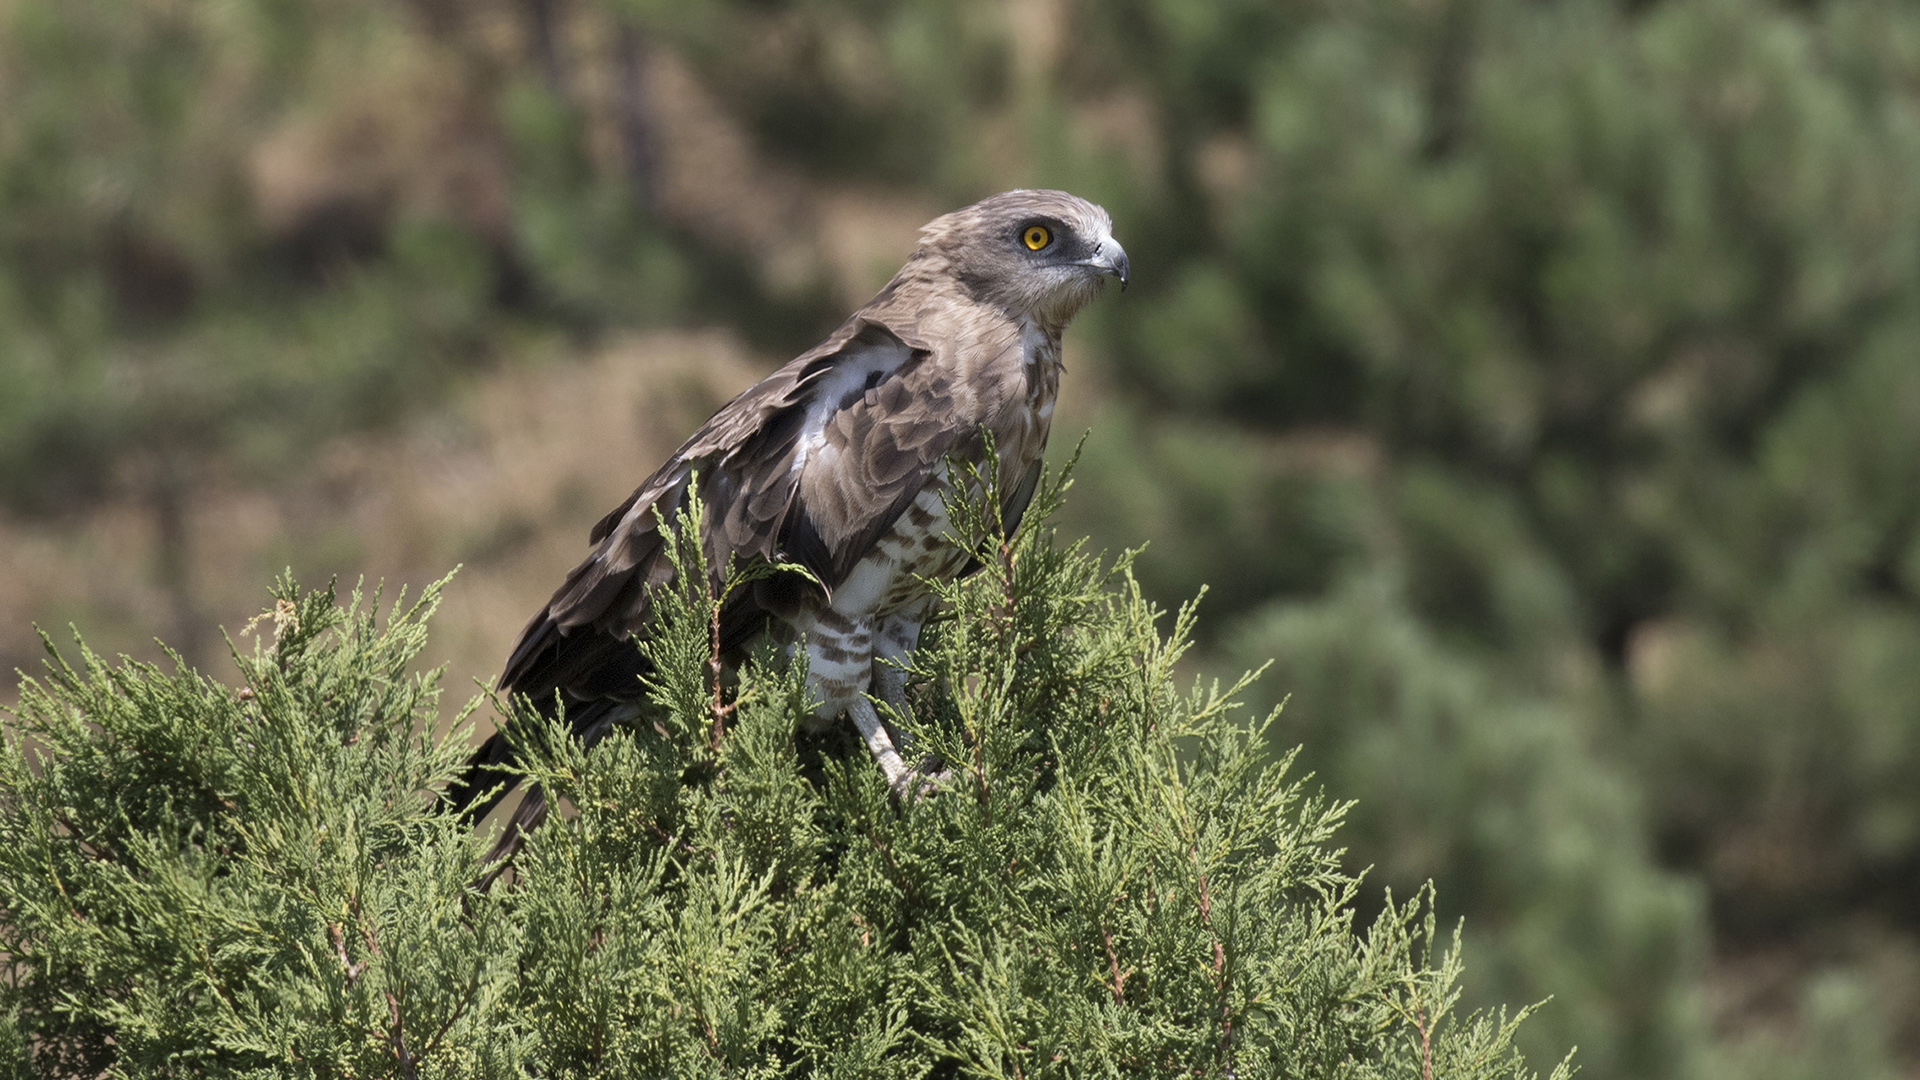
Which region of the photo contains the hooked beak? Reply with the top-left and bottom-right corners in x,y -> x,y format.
1082,238 -> 1129,291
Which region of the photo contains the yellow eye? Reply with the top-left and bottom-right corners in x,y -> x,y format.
1022,225 -> 1052,251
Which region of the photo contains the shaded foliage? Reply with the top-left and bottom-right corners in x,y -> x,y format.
0,484 -> 1565,1078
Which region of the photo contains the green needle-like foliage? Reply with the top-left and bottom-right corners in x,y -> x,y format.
0,575 -> 514,1077
1,468 -> 1569,1079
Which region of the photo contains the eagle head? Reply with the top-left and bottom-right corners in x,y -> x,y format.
917,189 -> 1128,331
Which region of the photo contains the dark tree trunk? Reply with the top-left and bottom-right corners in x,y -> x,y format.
152,457 -> 205,669
525,0 -> 567,93
613,19 -> 661,213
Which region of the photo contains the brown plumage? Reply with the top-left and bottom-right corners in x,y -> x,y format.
445,190 -> 1127,845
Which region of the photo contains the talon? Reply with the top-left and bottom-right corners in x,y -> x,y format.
891,763 -> 951,801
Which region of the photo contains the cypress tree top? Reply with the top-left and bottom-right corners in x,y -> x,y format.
0,461 -> 1568,1079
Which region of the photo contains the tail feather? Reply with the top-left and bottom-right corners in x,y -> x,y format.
444,729 -> 520,825
443,696 -> 633,829
473,783 -> 552,888
450,571 -> 765,863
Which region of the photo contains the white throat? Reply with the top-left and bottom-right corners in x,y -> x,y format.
1019,318 -> 1061,370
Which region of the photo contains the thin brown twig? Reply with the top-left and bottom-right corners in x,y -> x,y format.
52,815 -> 116,863
862,817 -> 920,906
997,535 -> 1019,626
388,990 -> 416,1079
1195,861 -> 1234,1070
422,971 -> 482,1061
329,922 -> 368,983
971,716 -> 991,824
1103,926 -> 1126,1004
688,954 -> 720,1052
1415,1006 -> 1433,1080
645,819 -> 700,858
707,576 -> 732,753
1197,868 -> 1220,975
200,939 -> 240,1016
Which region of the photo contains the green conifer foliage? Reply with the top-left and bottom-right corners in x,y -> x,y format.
0,577 -> 514,1076
0,476 -> 1568,1079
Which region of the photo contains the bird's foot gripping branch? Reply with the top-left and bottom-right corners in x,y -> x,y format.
0,476 -> 1571,1078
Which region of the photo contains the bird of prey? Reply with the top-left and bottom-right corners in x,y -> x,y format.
445,189 -> 1127,838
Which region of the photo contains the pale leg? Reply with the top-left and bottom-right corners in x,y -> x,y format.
871,601 -> 929,715
867,602 -> 949,796
848,696 -> 920,795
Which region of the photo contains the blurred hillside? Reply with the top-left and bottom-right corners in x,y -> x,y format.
3,1 -> 1920,1078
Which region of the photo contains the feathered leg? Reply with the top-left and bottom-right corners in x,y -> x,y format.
868,605 -> 949,796
848,696 -> 917,795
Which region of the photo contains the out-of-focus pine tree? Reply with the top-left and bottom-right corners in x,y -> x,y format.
0,0 -> 720,665
1035,2 -> 1920,1077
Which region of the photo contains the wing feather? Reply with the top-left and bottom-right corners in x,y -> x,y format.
497,313 -> 997,702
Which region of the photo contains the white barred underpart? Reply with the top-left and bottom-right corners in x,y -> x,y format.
789,316 -> 1057,795
789,471 -> 971,790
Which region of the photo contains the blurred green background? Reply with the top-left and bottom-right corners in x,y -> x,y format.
3,1 -> 1919,1076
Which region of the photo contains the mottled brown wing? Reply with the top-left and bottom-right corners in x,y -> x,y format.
790,360 -> 991,583
495,312 -> 1024,702
494,319 -> 890,701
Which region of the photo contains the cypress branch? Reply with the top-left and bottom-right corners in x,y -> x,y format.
0,473 -> 1570,1079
